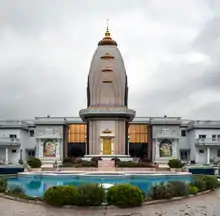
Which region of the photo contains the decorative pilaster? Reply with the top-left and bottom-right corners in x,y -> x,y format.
207,147 -> 210,164
111,138 -> 114,154
100,138 -> 103,155
155,140 -> 160,158
55,140 -> 60,159
5,148 -> 8,164
39,140 -> 43,157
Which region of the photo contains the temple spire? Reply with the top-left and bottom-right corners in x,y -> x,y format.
105,18 -> 111,37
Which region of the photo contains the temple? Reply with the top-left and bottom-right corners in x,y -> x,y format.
79,24 -> 135,158
0,24 -> 220,166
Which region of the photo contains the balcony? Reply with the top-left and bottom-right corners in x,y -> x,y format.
195,138 -> 220,146
0,137 -> 21,146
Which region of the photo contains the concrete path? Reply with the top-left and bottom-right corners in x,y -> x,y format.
0,190 -> 219,216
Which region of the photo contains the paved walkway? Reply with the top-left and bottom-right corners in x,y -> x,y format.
1,190 -> 220,216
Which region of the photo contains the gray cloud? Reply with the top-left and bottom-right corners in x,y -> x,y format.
0,0 -> 220,120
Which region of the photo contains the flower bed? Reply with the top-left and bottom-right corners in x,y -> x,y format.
1,174 -> 219,208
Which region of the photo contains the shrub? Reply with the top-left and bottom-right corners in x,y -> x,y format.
76,183 -> 105,206
44,185 -> 78,207
107,184 -> 144,208
91,157 -> 102,162
116,161 -> 153,168
139,157 -> 151,163
150,182 -> 175,200
201,175 -> 219,190
193,179 -> 206,192
168,181 -> 189,197
61,160 -> 97,167
0,177 -> 7,192
27,158 -> 42,168
168,159 -> 184,168
75,161 -> 97,167
188,185 -> 199,195
6,185 -> 29,199
63,157 -> 73,163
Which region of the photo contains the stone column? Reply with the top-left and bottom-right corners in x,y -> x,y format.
207,146 -> 210,164
5,148 -> 8,164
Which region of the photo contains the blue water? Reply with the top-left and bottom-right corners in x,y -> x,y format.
7,173 -> 192,197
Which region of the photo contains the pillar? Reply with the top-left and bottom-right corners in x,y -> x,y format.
127,135 -> 130,156
155,140 -> 160,158
5,148 -> 8,164
207,146 -> 210,164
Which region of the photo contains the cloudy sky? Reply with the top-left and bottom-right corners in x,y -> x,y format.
1,0 -> 220,120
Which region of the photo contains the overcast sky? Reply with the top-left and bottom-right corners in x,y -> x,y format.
0,0 -> 220,120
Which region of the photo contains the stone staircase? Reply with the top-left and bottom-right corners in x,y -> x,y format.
98,160 -> 115,171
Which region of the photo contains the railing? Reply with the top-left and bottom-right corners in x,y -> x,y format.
195,138 -> 220,145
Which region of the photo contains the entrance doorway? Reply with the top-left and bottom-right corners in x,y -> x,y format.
102,138 -> 112,155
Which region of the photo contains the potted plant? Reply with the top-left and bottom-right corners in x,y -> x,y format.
168,159 -> 184,172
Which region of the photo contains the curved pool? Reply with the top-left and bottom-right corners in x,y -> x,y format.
7,171 -> 192,197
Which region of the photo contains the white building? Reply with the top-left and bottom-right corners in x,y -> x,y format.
0,117 -> 220,166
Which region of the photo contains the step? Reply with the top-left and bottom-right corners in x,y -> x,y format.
98,160 -> 115,168
97,167 -> 116,171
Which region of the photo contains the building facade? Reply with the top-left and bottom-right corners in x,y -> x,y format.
1,117 -> 220,166
1,27 -> 219,166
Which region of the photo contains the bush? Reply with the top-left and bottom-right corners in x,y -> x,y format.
193,175 -> 218,190
91,157 -> 102,162
150,182 -> 175,200
0,177 -> 7,192
6,185 -> 28,198
193,179 -> 206,192
44,185 -> 78,207
202,175 -> 219,190
169,181 -> 189,197
139,157 -> 151,163
188,185 -> 199,195
107,184 -> 144,208
27,158 -> 42,168
168,159 -> 184,168
75,161 -> 97,167
61,160 -> 97,167
76,183 -> 105,206
63,157 -> 83,164
116,161 -> 154,168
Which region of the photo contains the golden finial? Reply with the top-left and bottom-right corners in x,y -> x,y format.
105,18 -> 111,37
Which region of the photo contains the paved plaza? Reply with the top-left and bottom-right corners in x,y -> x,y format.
0,190 -> 219,216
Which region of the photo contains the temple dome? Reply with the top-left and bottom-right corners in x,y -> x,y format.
98,26 -> 117,46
